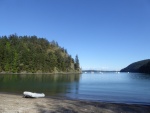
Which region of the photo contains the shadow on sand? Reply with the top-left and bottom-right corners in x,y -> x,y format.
35,97 -> 150,113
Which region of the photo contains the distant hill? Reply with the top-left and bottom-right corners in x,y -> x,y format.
0,34 -> 81,73
120,59 -> 150,74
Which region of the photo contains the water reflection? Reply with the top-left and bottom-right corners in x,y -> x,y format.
0,74 -> 81,96
1,73 -> 150,105
127,73 -> 150,80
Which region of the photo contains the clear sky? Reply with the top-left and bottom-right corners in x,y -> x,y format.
0,0 -> 150,70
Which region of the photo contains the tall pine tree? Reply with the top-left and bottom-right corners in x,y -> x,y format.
75,55 -> 80,70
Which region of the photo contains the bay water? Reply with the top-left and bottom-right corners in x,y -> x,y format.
0,72 -> 150,105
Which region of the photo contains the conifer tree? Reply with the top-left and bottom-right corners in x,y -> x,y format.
75,55 -> 80,70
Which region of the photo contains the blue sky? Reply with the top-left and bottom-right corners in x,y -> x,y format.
0,0 -> 150,70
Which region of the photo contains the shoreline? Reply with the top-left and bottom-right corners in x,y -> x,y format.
0,71 -> 82,75
0,93 -> 150,113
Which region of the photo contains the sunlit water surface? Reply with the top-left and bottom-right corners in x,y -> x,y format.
0,72 -> 150,105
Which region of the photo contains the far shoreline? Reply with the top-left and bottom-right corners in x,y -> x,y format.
0,71 -> 82,75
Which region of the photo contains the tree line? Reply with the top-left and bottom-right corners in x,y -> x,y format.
0,34 -> 80,73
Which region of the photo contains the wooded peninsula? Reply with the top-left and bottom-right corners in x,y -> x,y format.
120,59 -> 150,74
0,34 -> 81,73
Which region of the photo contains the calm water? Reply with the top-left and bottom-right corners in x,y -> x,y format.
0,72 -> 150,105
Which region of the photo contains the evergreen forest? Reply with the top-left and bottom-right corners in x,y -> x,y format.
0,34 -> 80,73
120,59 -> 150,74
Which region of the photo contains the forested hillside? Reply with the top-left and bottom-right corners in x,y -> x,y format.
120,59 -> 150,74
0,34 -> 80,73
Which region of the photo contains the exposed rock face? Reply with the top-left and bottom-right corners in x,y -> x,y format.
120,59 -> 150,74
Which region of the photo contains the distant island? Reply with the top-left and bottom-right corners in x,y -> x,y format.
0,34 -> 81,73
120,59 -> 150,74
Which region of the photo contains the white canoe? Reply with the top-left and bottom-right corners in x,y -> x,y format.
23,91 -> 45,98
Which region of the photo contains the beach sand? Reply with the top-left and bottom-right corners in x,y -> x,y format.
0,93 -> 150,113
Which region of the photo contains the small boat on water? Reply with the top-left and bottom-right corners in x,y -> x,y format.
23,91 -> 45,98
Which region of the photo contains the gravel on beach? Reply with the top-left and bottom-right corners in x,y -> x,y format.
0,93 -> 150,113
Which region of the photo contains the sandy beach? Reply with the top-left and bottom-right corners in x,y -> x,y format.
0,93 -> 150,113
